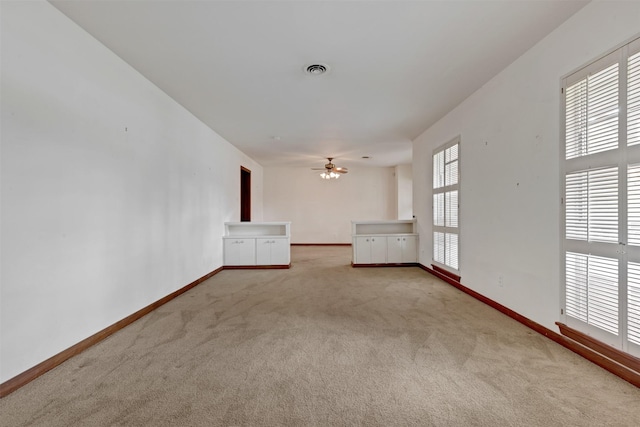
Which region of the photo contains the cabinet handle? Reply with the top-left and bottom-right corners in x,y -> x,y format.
402,238 -> 406,241
366,238 -> 369,242
372,238 -> 375,242
397,238 -> 400,241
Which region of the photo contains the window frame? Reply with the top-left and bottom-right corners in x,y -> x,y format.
560,34 -> 640,357
432,136 -> 460,273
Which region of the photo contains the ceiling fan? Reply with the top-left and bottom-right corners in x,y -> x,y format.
311,158 -> 348,179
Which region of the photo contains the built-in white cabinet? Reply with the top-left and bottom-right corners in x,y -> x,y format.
224,238 -> 256,266
223,222 -> 291,268
354,236 -> 387,264
256,237 -> 290,265
386,235 -> 417,263
351,220 -> 418,266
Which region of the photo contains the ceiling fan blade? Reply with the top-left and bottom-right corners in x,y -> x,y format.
335,169 -> 348,174
311,168 -> 327,170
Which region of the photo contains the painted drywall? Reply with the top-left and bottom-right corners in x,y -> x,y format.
413,1 -> 640,331
263,166 -> 396,243
0,1 -> 263,383
395,164 -> 413,220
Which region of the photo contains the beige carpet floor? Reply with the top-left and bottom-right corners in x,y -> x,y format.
1,246 -> 640,426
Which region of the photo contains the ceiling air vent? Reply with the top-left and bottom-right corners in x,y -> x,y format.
305,64 -> 328,75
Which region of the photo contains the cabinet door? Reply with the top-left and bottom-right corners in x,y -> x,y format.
401,236 -> 418,263
355,236 -> 372,264
387,236 -> 403,263
269,238 -> 290,265
256,238 -> 272,265
224,239 -> 255,265
370,236 -> 387,264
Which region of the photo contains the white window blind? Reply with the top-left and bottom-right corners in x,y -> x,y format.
562,36 -> 640,356
565,167 -> 618,243
629,51 -> 640,147
433,138 -> 459,271
565,252 -> 619,335
565,63 -> 619,159
627,262 -> 640,346
628,164 -> 640,246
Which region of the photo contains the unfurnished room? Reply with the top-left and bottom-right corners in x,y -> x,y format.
1,0 -> 640,426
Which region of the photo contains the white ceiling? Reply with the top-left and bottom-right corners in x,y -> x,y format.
50,0 -> 588,168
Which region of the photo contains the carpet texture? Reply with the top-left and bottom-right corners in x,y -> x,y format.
1,246 -> 639,426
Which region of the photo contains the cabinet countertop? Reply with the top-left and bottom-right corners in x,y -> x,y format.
352,233 -> 418,237
223,235 -> 290,239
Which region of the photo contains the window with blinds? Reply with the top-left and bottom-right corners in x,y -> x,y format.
433,138 -> 459,271
562,36 -> 640,356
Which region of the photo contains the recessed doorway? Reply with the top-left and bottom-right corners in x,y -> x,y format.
240,166 -> 251,222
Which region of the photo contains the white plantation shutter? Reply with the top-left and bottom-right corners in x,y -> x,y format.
562,37 -> 640,356
628,164 -> 640,245
565,167 -> 618,243
627,262 -> 640,346
565,252 -> 618,335
446,233 -> 458,270
433,151 -> 445,189
628,51 -> 640,146
565,79 -> 587,159
433,137 -> 459,272
565,63 -> 619,159
433,193 -> 444,227
445,145 -> 458,186
566,252 -> 588,322
434,232 -> 445,265
446,191 -> 458,228
565,171 -> 588,240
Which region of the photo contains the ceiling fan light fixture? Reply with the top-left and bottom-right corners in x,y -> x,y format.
320,170 -> 340,180
314,157 -> 347,180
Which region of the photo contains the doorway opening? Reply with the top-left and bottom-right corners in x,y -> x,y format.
240,166 -> 251,222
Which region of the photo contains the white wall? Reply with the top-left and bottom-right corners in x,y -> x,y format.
0,1 -> 263,383
413,1 -> 640,331
395,164 -> 413,220
263,166 -> 396,243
